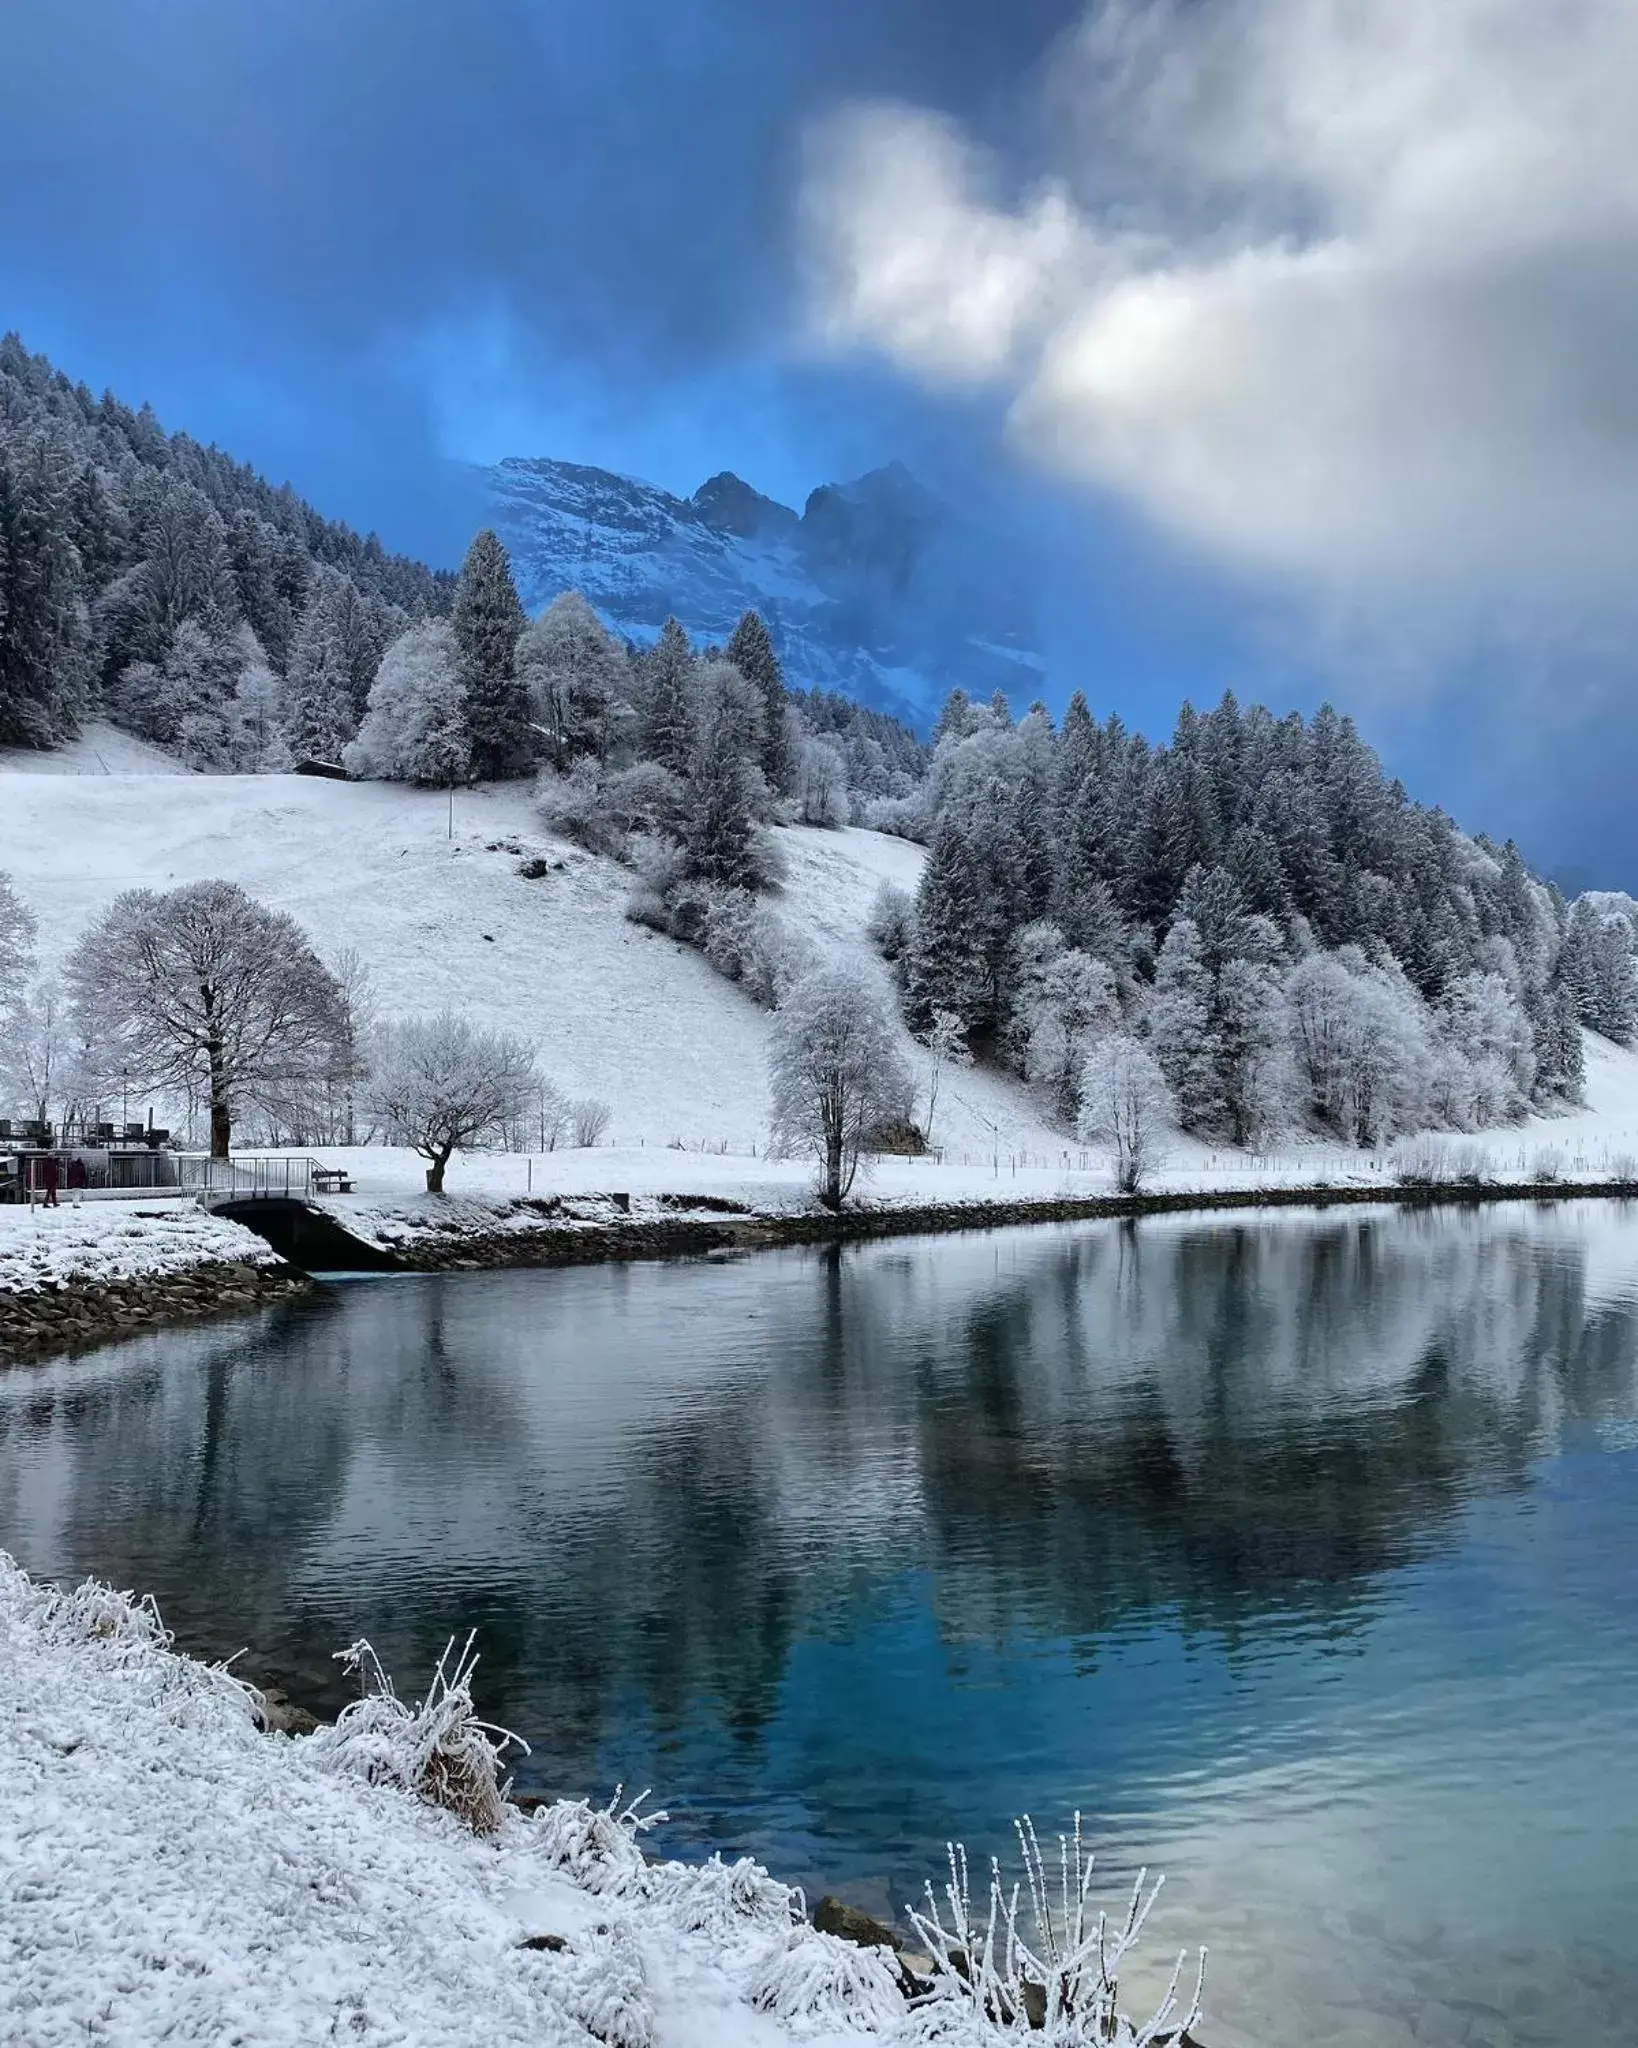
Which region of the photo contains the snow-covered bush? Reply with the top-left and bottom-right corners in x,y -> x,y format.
907,1817 -> 1205,2048
1078,1037 -> 1172,1194
308,1633 -> 523,1836
555,1922 -> 656,2048
859,793 -> 928,841
746,1927 -> 905,2033
649,1853 -> 802,1940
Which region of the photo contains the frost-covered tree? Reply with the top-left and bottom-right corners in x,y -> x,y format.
518,591 -> 632,771
344,621 -> 470,786
0,871 -> 38,1008
769,962 -> 911,1208
1079,1035 -> 1173,1193
921,1005 -> 972,1148
111,613 -> 246,768
1439,970 -> 1536,1117
453,529 -> 531,779
369,1011 -> 539,1193
66,881 -> 348,1157
228,633 -> 292,773
1010,922 -> 1118,1123
725,609 -> 792,794
0,976 -> 69,1128
796,735 -> 849,827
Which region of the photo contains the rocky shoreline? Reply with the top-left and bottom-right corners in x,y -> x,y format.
0,1258 -> 311,1362
6,1178 -> 1637,1364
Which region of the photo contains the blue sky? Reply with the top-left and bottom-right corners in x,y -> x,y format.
3,0 -> 1635,886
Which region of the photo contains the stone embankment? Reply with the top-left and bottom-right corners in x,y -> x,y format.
339,1176 -> 1638,1276
0,1259 -> 310,1361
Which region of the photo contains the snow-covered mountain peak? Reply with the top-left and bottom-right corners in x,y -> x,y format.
486,453 -> 1042,726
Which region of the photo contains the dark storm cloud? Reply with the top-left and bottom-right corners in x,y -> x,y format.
0,0 -> 1080,548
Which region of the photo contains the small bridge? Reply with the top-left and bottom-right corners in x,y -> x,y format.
181,1156 -> 403,1273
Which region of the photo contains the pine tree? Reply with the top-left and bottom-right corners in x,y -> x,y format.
683,661 -> 764,886
284,577 -> 357,763
906,819 -> 991,1035
639,616 -> 695,773
452,528 -> 531,780
0,430 -> 89,745
725,609 -> 792,795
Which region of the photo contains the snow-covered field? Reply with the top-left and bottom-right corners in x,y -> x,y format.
0,1200 -> 277,1299
0,1551 -> 1203,2048
8,729 -> 1638,1234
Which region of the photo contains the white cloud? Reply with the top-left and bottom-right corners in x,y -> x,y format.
800,0 -> 1638,603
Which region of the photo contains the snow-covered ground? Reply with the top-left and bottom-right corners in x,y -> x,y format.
7,732 -> 1638,1223
0,1551 -> 1203,2048
0,1200 -> 278,1299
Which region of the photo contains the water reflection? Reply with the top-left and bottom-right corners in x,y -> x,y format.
4,1202 -> 1638,2048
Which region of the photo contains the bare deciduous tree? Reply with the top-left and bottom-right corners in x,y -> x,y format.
66,882 -> 348,1158
768,962 -> 911,1209
369,1011 -> 539,1193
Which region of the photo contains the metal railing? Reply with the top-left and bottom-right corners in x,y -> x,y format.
177,1154 -> 320,1201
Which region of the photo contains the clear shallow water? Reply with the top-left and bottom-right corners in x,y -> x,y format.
4,1203 -> 1638,2046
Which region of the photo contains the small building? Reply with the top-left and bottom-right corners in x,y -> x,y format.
0,1119 -> 178,1203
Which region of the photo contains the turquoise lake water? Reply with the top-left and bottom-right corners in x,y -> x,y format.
4,1202 -> 1637,2046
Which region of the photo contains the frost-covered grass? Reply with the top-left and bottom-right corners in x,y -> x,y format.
0,1551 -> 1208,2048
0,1199 -> 279,1298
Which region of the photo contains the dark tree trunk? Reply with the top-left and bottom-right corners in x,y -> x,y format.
426,1149 -> 451,1194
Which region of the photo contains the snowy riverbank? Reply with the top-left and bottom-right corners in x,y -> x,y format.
0,1552 -> 1207,2048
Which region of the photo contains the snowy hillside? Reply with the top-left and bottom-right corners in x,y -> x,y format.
0,740 -> 1058,1165
486,455 -> 1043,725
9,739 -> 1638,1207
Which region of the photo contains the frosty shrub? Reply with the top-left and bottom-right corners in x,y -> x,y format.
908,1816 -> 1205,2048
532,1787 -> 666,1897
746,1927 -> 906,2033
649,1852 -> 802,1941
37,1574 -> 172,1652
555,1922 -> 655,2048
1078,1037 -> 1172,1194
859,792 -> 928,840
867,880 -> 917,965
309,1633 -> 524,1837
769,962 -> 913,1208
1609,1151 -> 1638,1184
571,1097 -> 613,1147
1530,1147 -> 1564,1185
539,759 -> 686,861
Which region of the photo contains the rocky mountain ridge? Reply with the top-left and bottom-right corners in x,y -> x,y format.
486,454 -> 1042,727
